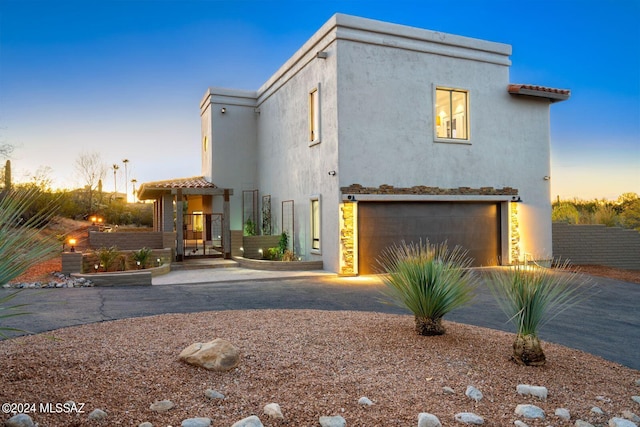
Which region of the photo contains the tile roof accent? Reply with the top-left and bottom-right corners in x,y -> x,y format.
137,176 -> 228,200
142,176 -> 217,189
508,84 -> 570,102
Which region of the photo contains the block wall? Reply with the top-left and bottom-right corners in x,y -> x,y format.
552,222 -> 640,270
89,232 -> 165,250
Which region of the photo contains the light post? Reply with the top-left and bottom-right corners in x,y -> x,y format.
122,159 -> 129,202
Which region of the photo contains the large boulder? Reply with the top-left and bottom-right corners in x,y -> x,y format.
179,338 -> 240,371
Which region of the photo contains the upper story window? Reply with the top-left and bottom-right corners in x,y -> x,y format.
309,84 -> 321,145
435,87 -> 469,141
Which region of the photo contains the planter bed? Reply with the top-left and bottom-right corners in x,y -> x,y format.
71,263 -> 169,287
233,256 -> 323,271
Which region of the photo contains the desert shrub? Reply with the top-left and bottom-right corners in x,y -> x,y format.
551,202 -> 580,224
377,240 -> 478,336
282,249 -> 297,261
266,247 -> 281,260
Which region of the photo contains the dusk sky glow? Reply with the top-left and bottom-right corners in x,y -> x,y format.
1,0 -> 638,201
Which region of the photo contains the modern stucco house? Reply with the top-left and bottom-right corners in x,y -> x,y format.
138,13 -> 569,275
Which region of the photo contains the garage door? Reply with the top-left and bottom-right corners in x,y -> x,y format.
358,202 -> 500,274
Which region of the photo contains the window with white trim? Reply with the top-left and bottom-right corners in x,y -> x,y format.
435,87 -> 469,140
309,85 -> 321,145
310,196 -> 321,252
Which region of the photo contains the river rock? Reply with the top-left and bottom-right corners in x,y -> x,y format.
179,338 -> 240,371
231,415 -> 264,427
4,414 -> 35,427
515,404 -> 545,419
319,415 -> 346,427
454,412 -> 484,424
418,412 -> 442,427
264,403 -> 284,419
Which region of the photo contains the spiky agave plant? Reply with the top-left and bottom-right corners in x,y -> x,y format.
377,240 -> 478,336
486,261 -> 592,366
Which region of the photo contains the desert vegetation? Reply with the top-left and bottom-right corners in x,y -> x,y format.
552,192 -> 640,230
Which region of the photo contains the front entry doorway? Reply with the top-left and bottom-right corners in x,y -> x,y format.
183,212 -> 224,257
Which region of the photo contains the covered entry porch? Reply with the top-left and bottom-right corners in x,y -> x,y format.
137,176 -> 233,261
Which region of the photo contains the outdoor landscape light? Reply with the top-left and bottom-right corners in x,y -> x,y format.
136,261 -> 141,268
157,258 -> 161,266
68,238 -> 76,252
90,216 -> 97,225
94,264 -> 99,272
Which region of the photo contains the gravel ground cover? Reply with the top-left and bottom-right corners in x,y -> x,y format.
1,309 -> 638,427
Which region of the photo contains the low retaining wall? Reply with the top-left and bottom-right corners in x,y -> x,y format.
233,256 -> 323,271
89,231 -> 165,250
553,222 -> 640,270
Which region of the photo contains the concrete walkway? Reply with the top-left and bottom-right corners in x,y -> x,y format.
1,266 -> 638,370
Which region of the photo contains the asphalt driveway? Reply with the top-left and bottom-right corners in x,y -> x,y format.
1,272 -> 638,370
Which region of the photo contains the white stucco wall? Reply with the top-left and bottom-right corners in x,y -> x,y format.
201,13 -> 559,270
254,34 -> 340,270
200,88 -> 258,230
332,17 -> 553,260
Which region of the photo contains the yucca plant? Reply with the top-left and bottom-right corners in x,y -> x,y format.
486,261 -> 592,366
377,240 -> 478,336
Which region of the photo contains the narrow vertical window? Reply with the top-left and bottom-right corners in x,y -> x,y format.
309,85 -> 321,145
310,196 -> 321,251
435,87 -> 469,140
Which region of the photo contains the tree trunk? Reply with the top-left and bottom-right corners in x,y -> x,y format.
414,316 -> 445,336
512,334 -> 546,366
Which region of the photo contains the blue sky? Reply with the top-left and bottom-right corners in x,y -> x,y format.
1,0 -> 638,201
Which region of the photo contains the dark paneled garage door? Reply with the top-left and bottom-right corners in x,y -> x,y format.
358,202 -> 500,274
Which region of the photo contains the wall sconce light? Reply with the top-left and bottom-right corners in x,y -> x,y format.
68,238 -> 77,252
347,195 -> 356,201
316,51 -> 328,59
220,107 -> 226,114
543,176 -> 551,181
328,170 -> 336,176
511,196 -> 522,203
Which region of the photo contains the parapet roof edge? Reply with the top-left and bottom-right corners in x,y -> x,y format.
254,13 -> 512,102
200,87 -> 258,109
